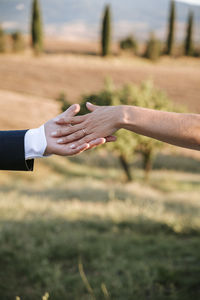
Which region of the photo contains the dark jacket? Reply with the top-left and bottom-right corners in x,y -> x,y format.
0,130 -> 34,171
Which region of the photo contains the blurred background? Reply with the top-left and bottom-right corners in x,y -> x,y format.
0,0 -> 200,299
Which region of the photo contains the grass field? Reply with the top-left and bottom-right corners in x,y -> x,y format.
0,152 -> 200,300
0,47 -> 200,299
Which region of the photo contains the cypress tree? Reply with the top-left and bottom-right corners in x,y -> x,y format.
31,0 -> 43,54
166,0 -> 176,55
101,5 -> 111,57
184,11 -> 194,56
0,26 -> 6,53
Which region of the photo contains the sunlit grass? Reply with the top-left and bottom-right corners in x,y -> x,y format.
0,152 -> 200,299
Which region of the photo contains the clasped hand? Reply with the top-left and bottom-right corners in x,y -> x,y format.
44,102 -> 118,156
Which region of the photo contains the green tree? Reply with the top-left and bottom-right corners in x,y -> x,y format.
31,0 -> 43,54
116,81 -> 178,180
166,0 -> 176,56
184,12 -> 194,56
101,5 -> 111,57
57,81 -> 183,181
0,26 -> 6,53
12,31 -> 25,53
57,80 -> 183,181
145,33 -> 161,61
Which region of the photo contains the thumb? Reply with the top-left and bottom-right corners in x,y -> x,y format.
60,104 -> 80,119
86,102 -> 99,112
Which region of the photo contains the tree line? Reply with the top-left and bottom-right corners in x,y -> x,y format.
0,0 -> 42,55
104,0 -> 198,60
0,0 -> 198,59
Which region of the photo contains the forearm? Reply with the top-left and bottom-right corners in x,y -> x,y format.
119,106 -> 200,151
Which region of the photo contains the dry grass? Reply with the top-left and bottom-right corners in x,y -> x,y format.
0,154 -> 200,299
0,90 -> 59,130
0,51 -> 200,113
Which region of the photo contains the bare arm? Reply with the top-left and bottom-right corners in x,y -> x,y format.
53,103 -> 200,151
120,106 -> 200,151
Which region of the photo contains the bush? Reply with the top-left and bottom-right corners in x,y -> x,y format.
12,31 -> 25,53
145,34 -> 161,62
119,36 -> 138,54
0,26 -> 6,53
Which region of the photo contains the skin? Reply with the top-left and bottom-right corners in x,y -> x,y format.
52,102 -> 200,151
44,104 -> 110,156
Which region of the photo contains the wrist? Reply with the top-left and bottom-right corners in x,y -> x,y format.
114,105 -> 125,129
43,123 -> 53,156
25,125 -> 47,160
118,105 -> 137,130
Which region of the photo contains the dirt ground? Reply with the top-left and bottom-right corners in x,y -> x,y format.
0,51 -> 199,112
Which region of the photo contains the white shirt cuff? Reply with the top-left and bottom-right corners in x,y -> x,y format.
25,125 -> 47,160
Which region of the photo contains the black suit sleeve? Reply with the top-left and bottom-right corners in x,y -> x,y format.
0,130 -> 34,171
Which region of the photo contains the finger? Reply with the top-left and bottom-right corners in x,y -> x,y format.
86,102 -> 99,112
88,138 -> 106,149
105,136 -> 117,142
56,114 -> 86,125
66,134 -> 96,150
51,123 -> 83,138
56,128 -> 87,144
55,104 -> 80,121
61,143 -> 89,156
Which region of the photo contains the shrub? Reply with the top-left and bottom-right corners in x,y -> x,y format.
12,31 -> 25,53
145,34 -> 161,62
0,26 -> 6,53
119,36 -> 138,54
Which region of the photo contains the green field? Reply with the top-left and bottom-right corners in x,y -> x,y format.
0,151 -> 200,300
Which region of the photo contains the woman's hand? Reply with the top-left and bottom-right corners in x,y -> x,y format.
44,104 -> 108,156
53,102 -> 120,149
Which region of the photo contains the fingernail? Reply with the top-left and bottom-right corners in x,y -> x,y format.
54,118 -> 60,122
70,144 -> 76,149
87,102 -> 92,105
57,139 -> 63,144
51,131 -> 57,137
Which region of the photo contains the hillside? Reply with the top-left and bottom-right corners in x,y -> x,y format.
0,53 -> 199,116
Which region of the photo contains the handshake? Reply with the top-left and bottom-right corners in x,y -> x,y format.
44,102 -> 119,157
44,101 -> 200,158
1,101 -> 198,171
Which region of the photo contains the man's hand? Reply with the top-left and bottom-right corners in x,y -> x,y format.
44,104 -> 107,156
